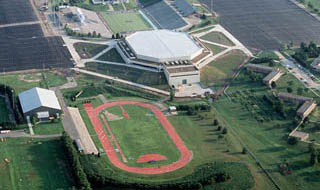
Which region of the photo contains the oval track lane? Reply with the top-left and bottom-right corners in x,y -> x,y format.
84,101 -> 192,175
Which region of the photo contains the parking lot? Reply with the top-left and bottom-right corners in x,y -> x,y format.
200,0 -> 320,52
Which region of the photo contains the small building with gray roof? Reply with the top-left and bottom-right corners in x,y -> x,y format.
18,87 -> 62,118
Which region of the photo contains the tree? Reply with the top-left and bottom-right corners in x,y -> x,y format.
287,87 -> 293,93
222,128 -> 228,134
287,137 -> 298,145
217,126 -> 222,131
213,119 -> 219,126
169,88 -> 175,102
310,148 -> 318,165
92,31 -> 97,37
242,147 -> 247,154
297,87 -> 303,95
112,34 -> 115,39
87,32 -> 91,37
271,81 -> 277,89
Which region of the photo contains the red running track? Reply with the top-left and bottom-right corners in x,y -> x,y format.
84,101 -> 193,175
120,105 -> 130,119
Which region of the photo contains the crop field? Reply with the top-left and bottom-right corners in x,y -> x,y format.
200,0 -> 320,51
102,12 -> 151,33
200,32 -> 235,46
0,0 -> 36,24
200,50 -> 247,88
0,24 -> 73,72
0,97 -> 10,123
0,138 -> 74,190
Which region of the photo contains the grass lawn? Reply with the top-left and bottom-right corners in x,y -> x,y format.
74,0 -> 109,12
214,68 -> 320,190
77,97 -> 270,189
200,50 -> 247,88
102,12 -> 151,33
0,97 -> 10,123
124,0 -> 138,10
43,72 -> 67,88
0,138 -> 74,190
74,42 -> 108,59
33,122 -> 64,135
96,48 -> 125,63
0,71 -> 67,93
85,62 -> 170,90
203,42 -> 227,55
200,31 -> 235,46
100,104 -> 180,167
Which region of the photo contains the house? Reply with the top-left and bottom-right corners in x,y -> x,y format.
290,131 -> 309,141
18,87 -> 62,118
296,101 -> 317,119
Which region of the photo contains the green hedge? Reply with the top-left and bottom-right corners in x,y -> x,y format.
61,133 -> 92,190
81,155 -> 254,190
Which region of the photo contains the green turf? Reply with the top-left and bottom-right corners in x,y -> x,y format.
96,48 -> 125,63
33,122 -> 64,135
203,42 -> 227,55
200,50 -> 247,88
74,42 -> 108,59
100,104 -> 180,167
200,31 -> 235,46
43,72 -> 67,88
0,138 -> 74,190
214,68 -> 320,190
73,0 -> 109,12
124,0 -> 138,10
0,97 -> 10,123
78,97 -> 271,189
102,12 -> 151,33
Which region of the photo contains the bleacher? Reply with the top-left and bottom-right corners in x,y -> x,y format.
142,0 -> 187,30
173,0 -> 196,17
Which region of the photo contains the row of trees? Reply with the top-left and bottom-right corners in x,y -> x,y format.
292,41 -> 320,68
81,155 -> 233,190
64,25 -> 101,38
61,133 -> 92,190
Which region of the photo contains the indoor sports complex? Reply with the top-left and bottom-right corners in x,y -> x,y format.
116,30 -> 212,88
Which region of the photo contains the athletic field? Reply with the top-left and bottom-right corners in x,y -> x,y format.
102,12 -> 152,33
84,101 -> 192,174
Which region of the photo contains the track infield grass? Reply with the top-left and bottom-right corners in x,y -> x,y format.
102,12 -> 151,33
0,138 -> 74,190
99,104 -> 180,167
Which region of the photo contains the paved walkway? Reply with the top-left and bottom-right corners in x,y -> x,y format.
68,107 -> 98,154
0,130 -> 61,138
73,68 -> 170,96
0,21 -> 41,28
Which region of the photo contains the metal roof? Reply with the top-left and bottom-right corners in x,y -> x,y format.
126,30 -> 202,62
18,87 -> 61,113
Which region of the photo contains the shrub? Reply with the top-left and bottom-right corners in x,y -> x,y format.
222,128 -> 228,134
287,137 -> 298,145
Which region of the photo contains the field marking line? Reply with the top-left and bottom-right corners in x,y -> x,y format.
84,101 -> 193,174
101,114 -> 128,163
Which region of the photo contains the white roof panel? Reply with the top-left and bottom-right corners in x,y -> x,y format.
18,87 -> 61,113
126,30 -> 202,61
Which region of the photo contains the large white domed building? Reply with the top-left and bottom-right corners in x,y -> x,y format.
116,30 -> 212,88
